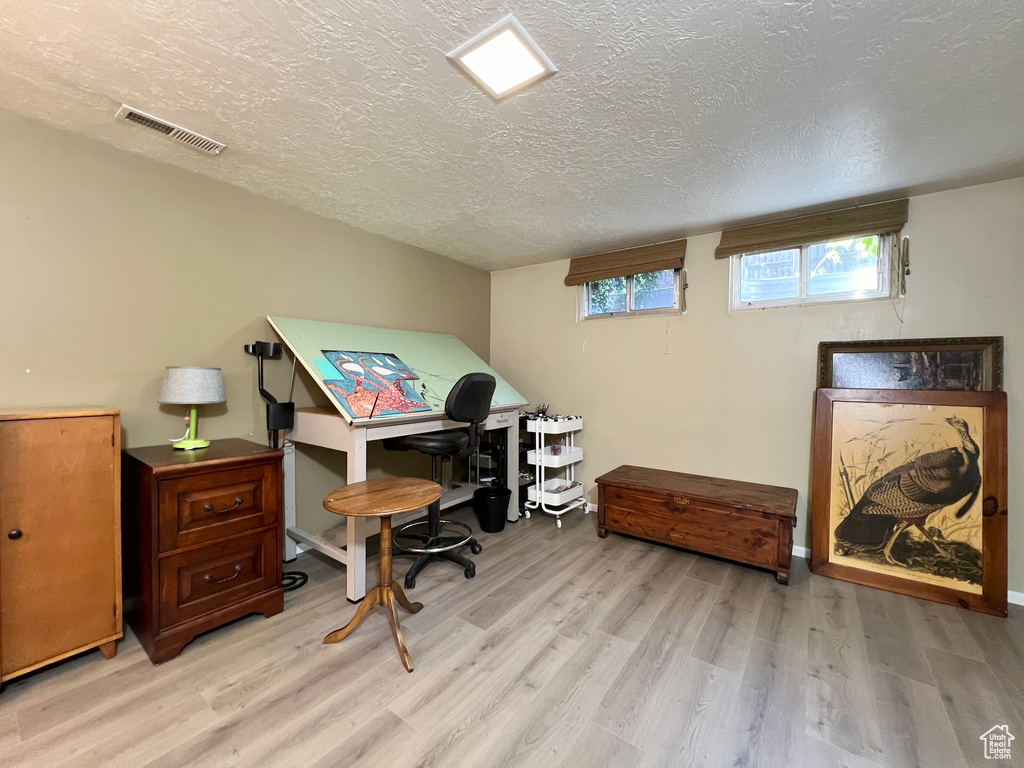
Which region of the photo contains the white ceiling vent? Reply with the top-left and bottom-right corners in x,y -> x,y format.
115,104 -> 225,155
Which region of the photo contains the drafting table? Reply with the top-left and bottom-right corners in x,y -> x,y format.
270,316 -> 526,601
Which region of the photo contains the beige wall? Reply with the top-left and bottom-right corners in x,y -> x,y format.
1,109 -> 490,534
491,177 -> 1024,595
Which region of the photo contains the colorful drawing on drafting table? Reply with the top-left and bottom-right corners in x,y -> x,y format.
314,350 -> 432,419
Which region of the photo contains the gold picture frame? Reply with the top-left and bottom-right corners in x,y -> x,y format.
811,388 -> 1007,616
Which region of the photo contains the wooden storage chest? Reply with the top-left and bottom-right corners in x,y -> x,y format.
596,465 -> 798,584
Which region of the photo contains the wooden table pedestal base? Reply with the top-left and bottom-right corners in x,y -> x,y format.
323,517 -> 422,671
320,478 -> 441,673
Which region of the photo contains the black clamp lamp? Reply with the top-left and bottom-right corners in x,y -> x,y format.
243,341 -> 294,449
244,341 -> 306,592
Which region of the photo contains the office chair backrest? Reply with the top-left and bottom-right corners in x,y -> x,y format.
445,372 -> 496,425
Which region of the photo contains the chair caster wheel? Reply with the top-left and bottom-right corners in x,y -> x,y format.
465,566 -> 475,579
470,542 -> 482,554
405,575 -> 416,589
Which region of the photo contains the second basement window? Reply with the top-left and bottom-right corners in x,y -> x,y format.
730,233 -> 895,310
583,269 -> 681,319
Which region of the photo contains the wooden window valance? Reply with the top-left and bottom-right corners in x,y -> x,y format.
564,238 -> 687,286
714,199 -> 908,260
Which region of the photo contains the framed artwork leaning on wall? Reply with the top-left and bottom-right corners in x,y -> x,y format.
810,388 -> 1008,616
816,336 -> 1003,391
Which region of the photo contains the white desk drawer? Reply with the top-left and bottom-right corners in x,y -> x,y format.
484,411 -> 516,429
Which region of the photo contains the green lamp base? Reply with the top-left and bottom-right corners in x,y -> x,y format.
171,438 -> 211,450
171,404 -> 211,450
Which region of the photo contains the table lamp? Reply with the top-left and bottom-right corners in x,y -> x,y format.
159,366 -> 226,449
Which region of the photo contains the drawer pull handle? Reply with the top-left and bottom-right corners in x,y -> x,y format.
204,564 -> 243,585
8,529 -> 23,540
204,497 -> 244,514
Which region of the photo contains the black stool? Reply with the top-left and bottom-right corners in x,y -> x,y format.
383,372 -> 496,588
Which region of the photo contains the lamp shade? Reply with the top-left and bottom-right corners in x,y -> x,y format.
158,367 -> 225,405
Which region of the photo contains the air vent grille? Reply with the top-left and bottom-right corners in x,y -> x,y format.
115,105 -> 225,155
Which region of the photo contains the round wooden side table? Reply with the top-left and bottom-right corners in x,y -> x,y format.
321,477 -> 442,672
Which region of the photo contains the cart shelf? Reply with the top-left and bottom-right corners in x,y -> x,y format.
527,479 -> 585,507
526,446 -> 584,468
525,416 -> 583,435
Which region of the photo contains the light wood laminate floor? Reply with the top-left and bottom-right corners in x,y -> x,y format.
1,508 -> 1021,767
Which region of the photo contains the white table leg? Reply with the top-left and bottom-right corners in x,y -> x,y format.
505,421 -> 518,521
346,430 -> 369,601
282,441 -> 297,561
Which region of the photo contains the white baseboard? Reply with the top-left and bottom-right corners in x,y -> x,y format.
789,546 -> 1022,606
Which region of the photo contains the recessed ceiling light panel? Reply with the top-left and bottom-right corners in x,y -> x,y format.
447,15 -> 556,100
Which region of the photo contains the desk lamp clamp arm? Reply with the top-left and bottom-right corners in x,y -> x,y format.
243,341 -> 295,449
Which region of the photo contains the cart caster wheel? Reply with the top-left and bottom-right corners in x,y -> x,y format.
470,542 -> 482,555
464,565 -> 475,579
524,511 -> 531,519
556,519 -> 562,528
405,574 -> 416,590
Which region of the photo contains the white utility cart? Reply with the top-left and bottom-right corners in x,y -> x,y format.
524,414 -> 586,527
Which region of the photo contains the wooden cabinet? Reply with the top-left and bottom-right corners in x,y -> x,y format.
0,408 -> 122,684
122,439 -> 284,663
596,465 -> 798,584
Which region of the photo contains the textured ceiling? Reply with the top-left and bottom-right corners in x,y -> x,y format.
2,1 -> 1023,271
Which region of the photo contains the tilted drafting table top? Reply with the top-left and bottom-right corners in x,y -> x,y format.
269,316 -> 526,600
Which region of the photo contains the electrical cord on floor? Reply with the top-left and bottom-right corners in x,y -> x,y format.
283,571 -> 308,592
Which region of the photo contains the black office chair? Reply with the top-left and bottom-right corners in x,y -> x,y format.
383,372 -> 496,588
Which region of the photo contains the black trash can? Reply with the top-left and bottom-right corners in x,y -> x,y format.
473,486 -> 511,533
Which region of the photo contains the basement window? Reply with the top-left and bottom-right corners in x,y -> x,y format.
583,269 -> 681,319
716,199 -> 909,311
730,233 -> 897,310
564,238 -> 688,320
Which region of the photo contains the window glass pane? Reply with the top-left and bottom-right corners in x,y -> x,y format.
739,249 -> 799,302
807,236 -> 880,296
632,269 -> 676,310
587,276 -> 626,314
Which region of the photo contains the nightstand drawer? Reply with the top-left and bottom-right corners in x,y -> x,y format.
158,529 -> 279,629
158,464 -> 279,551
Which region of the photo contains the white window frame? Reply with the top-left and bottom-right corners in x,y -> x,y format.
729,233 -> 898,311
580,268 -> 684,320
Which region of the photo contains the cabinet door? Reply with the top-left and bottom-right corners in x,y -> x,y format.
0,416 -> 119,677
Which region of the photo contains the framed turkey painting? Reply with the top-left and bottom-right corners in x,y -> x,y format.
811,388 -> 1007,616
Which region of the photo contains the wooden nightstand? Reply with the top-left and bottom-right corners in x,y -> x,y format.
122,438 -> 284,663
